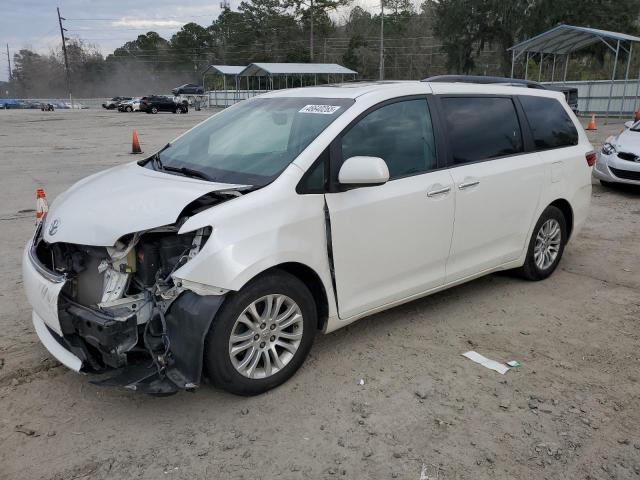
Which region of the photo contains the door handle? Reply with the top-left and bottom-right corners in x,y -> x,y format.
458,180 -> 480,190
426,186 -> 451,197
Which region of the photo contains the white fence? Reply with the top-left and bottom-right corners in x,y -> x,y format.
206,89 -> 267,107
544,80 -> 640,116
0,98 -> 111,109
3,93 -> 264,110
13,81 -> 640,115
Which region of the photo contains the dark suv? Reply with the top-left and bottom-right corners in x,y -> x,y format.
171,84 -> 204,95
140,96 -> 187,114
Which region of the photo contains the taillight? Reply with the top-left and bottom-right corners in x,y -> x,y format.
585,151 -> 596,167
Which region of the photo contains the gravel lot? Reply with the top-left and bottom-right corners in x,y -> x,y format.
0,109 -> 639,480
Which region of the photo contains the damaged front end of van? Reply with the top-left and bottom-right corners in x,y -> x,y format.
22,162 -> 245,395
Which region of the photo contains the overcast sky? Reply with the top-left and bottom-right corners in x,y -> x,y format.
1,0 -> 381,82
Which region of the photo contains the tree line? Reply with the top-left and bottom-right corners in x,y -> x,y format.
6,0 -> 640,98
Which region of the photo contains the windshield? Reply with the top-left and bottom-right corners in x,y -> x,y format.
151,97 -> 354,186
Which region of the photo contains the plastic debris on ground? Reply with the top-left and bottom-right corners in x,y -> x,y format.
462,351 -> 510,374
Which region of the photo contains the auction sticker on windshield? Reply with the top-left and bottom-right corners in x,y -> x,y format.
299,105 -> 342,114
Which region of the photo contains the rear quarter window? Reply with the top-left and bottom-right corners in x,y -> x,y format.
519,96 -> 578,150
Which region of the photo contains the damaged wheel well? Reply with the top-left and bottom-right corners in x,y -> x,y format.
261,263 -> 329,331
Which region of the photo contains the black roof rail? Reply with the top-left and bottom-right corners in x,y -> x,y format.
422,75 -> 547,89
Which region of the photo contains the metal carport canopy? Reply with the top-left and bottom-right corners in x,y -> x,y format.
239,63 -> 357,76
205,65 -> 247,75
509,24 -> 640,120
509,24 -> 640,56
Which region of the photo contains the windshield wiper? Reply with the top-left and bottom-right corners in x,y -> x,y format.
139,143 -> 171,168
160,165 -> 214,181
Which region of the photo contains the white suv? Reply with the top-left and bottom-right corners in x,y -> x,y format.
22,81 -> 594,395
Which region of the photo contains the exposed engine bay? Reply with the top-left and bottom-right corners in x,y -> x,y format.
31,191 -> 240,394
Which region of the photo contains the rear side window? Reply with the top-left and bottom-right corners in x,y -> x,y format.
519,96 -> 578,149
440,97 -> 523,165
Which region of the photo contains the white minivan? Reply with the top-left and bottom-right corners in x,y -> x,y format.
23,81 -> 594,395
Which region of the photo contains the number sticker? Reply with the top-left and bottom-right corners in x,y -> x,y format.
299,105 -> 341,114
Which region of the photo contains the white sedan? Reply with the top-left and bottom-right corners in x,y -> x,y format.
118,98 -> 141,112
594,120 -> 640,185
22,81 -> 593,396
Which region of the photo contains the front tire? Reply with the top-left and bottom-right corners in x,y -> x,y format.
517,205 -> 567,281
205,270 -> 317,396
151,107 -> 158,114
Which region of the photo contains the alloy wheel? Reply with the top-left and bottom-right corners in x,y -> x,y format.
533,218 -> 561,270
228,294 -> 304,379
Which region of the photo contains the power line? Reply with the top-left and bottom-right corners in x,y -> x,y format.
65,14 -> 221,21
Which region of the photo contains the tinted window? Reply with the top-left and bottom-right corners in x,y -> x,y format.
297,149 -> 328,194
441,97 -> 523,164
341,99 -> 437,179
519,95 -> 578,149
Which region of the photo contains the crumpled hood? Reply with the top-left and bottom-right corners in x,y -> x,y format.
615,129 -> 640,152
43,162 -> 242,246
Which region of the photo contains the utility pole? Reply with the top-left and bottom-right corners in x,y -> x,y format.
309,0 -> 314,62
6,44 -> 11,80
379,0 -> 384,80
57,7 -> 73,107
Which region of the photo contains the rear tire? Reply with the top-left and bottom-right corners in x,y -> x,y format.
205,270 -> 317,396
151,107 -> 158,114
516,205 -> 567,281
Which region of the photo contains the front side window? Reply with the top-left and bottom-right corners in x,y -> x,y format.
152,97 -> 353,186
440,97 -> 523,165
519,95 -> 579,149
340,99 -> 437,179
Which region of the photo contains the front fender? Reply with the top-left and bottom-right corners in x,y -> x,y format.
173,168 -> 337,316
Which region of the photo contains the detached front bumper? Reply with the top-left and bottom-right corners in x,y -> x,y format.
594,152 -> 640,185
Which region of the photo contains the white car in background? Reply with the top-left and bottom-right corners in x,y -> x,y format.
118,98 -> 141,112
22,81 -> 593,396
594,120 -> 640,186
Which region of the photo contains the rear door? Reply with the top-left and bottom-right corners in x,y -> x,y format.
325,97 -> 455,319
436,95 -> 544,282
161,97 -> 174,111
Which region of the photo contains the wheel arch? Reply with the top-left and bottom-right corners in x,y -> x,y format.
548,198 -> 574,241
255,262 -> 329,332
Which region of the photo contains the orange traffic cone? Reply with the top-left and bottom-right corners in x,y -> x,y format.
586,113 -> 597,131
131,129 -> 142,154
35,188 -> 48,226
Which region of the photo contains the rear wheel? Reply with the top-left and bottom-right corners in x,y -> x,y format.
516,205 -> 567,281
126,106 -> 133,112
151,107 -> 158,114
205,270 -> 316,396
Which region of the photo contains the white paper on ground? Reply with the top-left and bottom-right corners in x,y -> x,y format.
462,351 -> 509,375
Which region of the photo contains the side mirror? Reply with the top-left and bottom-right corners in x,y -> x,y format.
624,120 -> 635,129
338,156 -> 389,186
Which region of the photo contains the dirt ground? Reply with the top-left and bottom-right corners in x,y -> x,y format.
0,108 -> 638,480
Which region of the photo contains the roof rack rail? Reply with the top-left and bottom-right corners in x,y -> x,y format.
422,75 -> 546,89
